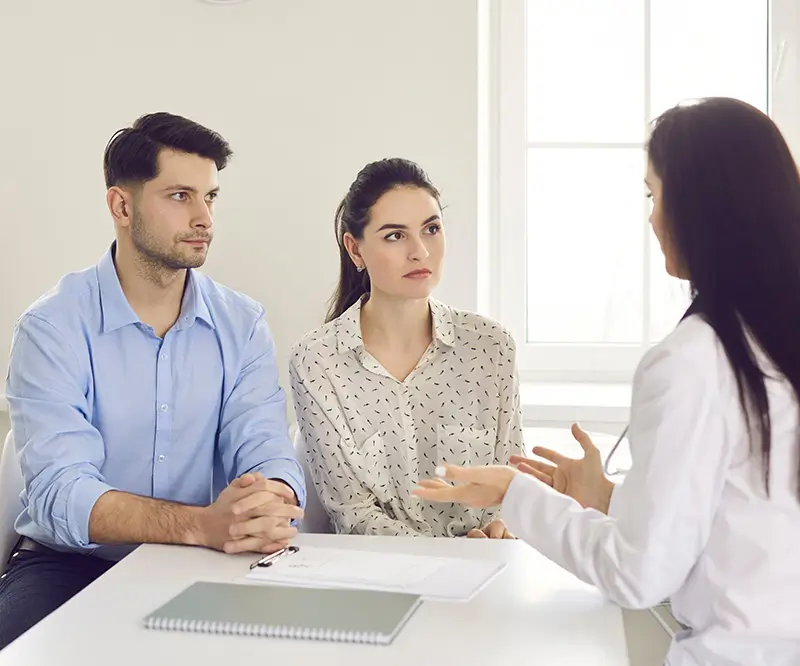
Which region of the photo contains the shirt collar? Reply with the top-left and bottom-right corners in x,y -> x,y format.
430,298 -> 456,347
97,242 -> 214,333
335,298 -> 365,354
180,269 -> 214,330
97,244 -> 140,333
335,297 -> 456,354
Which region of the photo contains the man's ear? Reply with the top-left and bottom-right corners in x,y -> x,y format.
107,186 -> 135,228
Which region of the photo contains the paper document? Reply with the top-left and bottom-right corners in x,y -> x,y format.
242,547 -> 504,602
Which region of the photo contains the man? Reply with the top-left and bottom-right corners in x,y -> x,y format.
0,112 -> 305,647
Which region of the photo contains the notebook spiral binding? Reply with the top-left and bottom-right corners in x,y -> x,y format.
144,616 -> 382,644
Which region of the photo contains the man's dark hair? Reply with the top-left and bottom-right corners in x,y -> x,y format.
103,112 -> 233,188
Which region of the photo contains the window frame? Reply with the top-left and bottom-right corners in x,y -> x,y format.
491,0 -> 800,383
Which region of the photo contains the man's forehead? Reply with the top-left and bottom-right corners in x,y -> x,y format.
149,149 -> 219,187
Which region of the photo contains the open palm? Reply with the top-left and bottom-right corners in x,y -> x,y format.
509,424 -> 615,514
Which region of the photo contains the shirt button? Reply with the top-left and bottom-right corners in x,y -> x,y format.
160,404 -> 169,412
157,455 -> 166,463
161,353 -> 168,360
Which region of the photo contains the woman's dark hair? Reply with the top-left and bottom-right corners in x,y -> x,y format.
103,112 -> 233,189
325,158 -> 441,323
647,97 -> 800,498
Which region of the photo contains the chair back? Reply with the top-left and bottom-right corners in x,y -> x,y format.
293,430 -> 333,534
0,432 -> 23,564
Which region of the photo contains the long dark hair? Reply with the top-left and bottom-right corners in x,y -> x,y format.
325,158 -> 441,323
647,97 -> 800,498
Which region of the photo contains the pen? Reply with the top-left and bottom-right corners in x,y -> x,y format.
249,545 -> 300,570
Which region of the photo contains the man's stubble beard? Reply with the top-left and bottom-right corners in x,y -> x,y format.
130,209 -> 209,272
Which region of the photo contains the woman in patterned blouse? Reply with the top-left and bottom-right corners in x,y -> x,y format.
289,158 -> 525,538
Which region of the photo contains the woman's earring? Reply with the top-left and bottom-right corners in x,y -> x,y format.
356,265 -> 364,273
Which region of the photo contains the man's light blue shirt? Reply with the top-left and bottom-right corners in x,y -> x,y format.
5,245 -> 305,559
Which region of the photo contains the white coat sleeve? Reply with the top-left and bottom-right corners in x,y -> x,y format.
501,341 -> 734,609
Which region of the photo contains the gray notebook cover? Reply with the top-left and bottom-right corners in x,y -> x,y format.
143,581 -> 422,645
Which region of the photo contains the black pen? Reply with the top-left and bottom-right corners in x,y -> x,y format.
249,545 -> 300,570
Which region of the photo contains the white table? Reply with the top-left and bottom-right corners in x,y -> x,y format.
0,534 -> 629,665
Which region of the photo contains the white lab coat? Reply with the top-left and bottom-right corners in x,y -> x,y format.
502,314 -> 800,666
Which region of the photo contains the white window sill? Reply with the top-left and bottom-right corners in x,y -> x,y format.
521,382 -> 631,432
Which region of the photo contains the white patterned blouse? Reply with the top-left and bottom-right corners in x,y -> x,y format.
289,298 -> 525,537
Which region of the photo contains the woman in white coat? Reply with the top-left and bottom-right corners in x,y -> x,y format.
414,97 -> 800,666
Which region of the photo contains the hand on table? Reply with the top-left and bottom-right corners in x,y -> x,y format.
466,518 -> 515,539
196,472 -> 303,554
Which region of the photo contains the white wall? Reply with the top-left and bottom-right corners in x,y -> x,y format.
0,0 -> 480,404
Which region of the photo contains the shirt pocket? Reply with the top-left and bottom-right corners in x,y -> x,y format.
436,425 -> 496,468
340,431 -> 394,504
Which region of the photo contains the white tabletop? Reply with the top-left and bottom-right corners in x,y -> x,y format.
0,534 -> 629,665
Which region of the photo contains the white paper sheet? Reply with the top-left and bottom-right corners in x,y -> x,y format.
241,546 -> 505,602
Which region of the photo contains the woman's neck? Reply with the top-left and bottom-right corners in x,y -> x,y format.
360,292 -> 433,353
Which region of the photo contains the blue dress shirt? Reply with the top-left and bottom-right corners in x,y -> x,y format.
5,244 -> 305,559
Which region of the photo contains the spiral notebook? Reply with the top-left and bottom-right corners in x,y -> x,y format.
143,581 -> 422,645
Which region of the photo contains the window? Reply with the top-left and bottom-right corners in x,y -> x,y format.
493,0 -> 798,382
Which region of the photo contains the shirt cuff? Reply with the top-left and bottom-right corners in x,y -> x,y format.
501,473 -> 541,538
65,476 -> 116,549
607,483 -> 622,519
501,472 -> 577,544
262,461 -> 306,510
